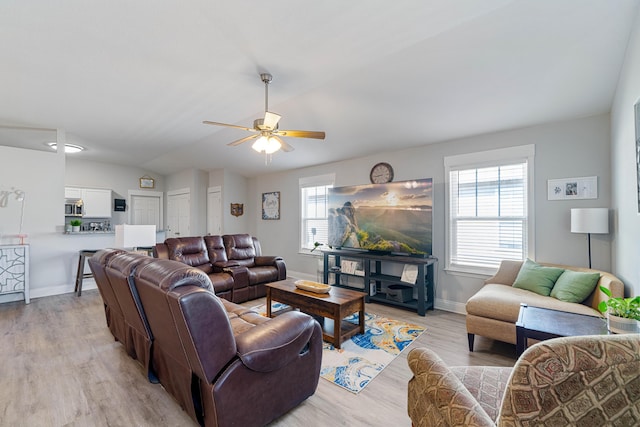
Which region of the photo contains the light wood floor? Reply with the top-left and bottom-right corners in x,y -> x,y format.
0,291 -> 516,427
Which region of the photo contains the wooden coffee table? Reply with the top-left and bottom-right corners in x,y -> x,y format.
266,279 -> 366,349
515,303 -> 609,356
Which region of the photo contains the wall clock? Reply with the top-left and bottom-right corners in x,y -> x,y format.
370,162 -> 394,184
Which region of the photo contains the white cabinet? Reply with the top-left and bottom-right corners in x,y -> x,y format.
66,187 -> 112,217
82,188 -> 112,217
64,187 -> 82,199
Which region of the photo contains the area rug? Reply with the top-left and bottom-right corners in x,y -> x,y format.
251,304 -> 426,394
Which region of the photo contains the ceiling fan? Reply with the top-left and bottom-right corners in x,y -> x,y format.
203,73 -> 325,157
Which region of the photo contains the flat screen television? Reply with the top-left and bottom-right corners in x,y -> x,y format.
327,178 -> 432,256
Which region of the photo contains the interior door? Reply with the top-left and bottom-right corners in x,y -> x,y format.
131,195 -> 161,229
207,187 -> 222,235
167,191 -> 190,238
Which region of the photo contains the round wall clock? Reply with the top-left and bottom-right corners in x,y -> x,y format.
370,162 -> 394,184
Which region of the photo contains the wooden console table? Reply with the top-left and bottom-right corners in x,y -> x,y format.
0,244 -> 30,303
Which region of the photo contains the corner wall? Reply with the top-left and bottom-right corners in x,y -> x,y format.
611,7 -> 640,298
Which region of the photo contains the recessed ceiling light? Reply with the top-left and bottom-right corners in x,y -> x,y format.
45,142 -> 85,153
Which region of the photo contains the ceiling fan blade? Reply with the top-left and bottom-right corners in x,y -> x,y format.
227,134 -> 258,147
275,129 -> 326,140
203,120 -> 256,133
263,111 -> 281,130
279,138 -> 295,152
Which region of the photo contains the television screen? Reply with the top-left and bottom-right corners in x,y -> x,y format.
328,178 -> 432,256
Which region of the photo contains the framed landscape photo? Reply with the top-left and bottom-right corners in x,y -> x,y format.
262,191 -> 280,220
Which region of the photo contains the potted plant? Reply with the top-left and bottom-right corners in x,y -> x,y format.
69,219 -> 82,233
598,286 -> 640,334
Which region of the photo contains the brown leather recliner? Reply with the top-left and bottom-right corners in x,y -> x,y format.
131,257 -> 322,427
88,249 -> 127,344
223,234 -> 286,301
161,236 -> 237,301
154,234 -> 286,303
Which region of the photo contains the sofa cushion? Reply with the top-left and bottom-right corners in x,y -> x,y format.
466,283 -> 601,323
165,237 -> 213,274
550,270 -> 601,303
512,259 -> 564,296
451,365 -> 512,422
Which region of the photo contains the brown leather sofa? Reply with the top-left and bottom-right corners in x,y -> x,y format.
153,234 -> 286,303
90,249 -> 322,427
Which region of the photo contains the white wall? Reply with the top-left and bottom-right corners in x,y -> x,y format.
165,168 -> 208,236
222,169 -> 249,234
611,7 -> 640,298
66,158 -> 164,226
0,145 -> 67,302
250,114 -> 613,312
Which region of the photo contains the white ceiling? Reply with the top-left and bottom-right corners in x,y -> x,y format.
1,1 -> 638,177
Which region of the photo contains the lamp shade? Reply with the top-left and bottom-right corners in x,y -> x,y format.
115,224 -> 157,248
570,208 -> 609,234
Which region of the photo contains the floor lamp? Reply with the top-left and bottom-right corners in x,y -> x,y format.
570,208 -> 609,268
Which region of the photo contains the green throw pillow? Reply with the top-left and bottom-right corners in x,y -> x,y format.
512,259 -> 564,296
550,270 -> 600,303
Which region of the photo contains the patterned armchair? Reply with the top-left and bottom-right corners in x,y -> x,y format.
407,334 -> 640,426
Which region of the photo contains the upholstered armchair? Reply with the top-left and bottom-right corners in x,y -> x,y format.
407,334 -> 640,426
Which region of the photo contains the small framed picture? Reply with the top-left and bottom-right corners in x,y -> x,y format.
262,191 -> 280,220
547,176 -> 597,200
139,176 -> 155,189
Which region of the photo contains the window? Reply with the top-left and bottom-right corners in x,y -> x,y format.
299,174 -> 334,252
445,145 -> 535,275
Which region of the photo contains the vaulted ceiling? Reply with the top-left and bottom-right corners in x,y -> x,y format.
1,1 -> 638,177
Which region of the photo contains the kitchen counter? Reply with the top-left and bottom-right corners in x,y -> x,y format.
64,231 -> 115,235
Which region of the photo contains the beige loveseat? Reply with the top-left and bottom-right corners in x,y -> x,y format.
465,260 -> 624,351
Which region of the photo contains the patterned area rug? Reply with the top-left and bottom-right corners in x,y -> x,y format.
252,303 -> 426,394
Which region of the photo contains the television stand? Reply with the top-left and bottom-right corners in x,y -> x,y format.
322,249 -> 436,316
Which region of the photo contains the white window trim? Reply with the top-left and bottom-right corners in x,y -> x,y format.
444,144 -> 535,275
299,173 -> 335,255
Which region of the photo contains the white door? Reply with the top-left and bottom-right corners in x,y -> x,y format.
131,195 -> 161,229
207,187 -> 222,235
167,190 -> 190,238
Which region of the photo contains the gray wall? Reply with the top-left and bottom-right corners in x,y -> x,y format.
611,7 -> 640,298
250,113 -> 613,312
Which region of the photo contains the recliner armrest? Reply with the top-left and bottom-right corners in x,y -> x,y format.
212,260 -> 240,270
254,255 -> 282,266
254,256 -> 287,280
235,311 -> 315,372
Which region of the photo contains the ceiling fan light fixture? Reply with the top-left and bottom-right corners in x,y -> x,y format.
45,142 -> 85,153
252,135 -> 281,154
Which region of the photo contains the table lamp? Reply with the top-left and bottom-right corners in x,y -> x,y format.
570,208 -> 609,268
115,224 -> 157,251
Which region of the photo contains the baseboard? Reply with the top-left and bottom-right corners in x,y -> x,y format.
30,279 -> 97,300
434,298 -> 466,315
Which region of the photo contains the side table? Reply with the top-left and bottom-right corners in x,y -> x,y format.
515,303 -> 608,356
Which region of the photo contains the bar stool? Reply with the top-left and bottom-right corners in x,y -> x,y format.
75,249 -> 98,296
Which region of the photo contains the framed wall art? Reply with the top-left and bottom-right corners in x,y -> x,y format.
139,175 -> 155,189
547,176 -> 597,200
262,191 -> 280,220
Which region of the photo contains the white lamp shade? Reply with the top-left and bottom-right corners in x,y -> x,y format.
115,224 -> 157,248
570,208 -> 609,234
